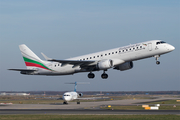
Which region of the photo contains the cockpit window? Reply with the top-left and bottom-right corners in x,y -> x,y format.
156,41 -> 166,45
156,42 -> 160,45
160,41 -> 166,43
64,94 -> 70,96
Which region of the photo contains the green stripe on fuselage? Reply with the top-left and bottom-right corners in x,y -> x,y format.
23,57 -> 51,70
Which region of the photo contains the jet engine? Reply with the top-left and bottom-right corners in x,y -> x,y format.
97,59 -> 113,70
79,93 -> 83,97
114,61 -> 133,71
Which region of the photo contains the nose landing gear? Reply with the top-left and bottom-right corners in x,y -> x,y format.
156,61 -> 160,65
154,55 -> 160,65
63,101 -> 68,104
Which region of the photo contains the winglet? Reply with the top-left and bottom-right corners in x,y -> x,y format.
41,52 -> 53,61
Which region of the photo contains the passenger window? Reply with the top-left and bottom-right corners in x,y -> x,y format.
126,49 -> 128,51
55,65 -> 56,67
90,57 -> 92,59
83,58 -> 85,60
97,55 -> 99,57
87,58 -> 88,60
101,55 -> 103,57
116,51 -> 117,53
105,54 -> 107,56
109,53 -> 110,55
112,52 -> 114,54
94,56 -> 95,58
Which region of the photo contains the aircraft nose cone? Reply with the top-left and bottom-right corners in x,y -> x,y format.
64,96 -> 70,101
169,45 -> 175,51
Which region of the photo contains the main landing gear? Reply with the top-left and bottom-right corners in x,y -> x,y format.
63,101 -> 68,105
88,72 -> 95,79
154,55 -> 160,65
88,71 -> 108,79
101,71 -> 108,79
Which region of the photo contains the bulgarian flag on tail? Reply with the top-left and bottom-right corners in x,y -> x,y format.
23,57 -> 51,71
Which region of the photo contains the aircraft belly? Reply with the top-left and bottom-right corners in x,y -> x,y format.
120,52 -> 134,61
52,66 -> 76,75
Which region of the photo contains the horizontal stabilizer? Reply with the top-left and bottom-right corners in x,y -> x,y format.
8,69 -> 36,72
65,82 -> 90,85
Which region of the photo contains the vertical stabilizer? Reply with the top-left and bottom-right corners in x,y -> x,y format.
19,44 -> 50,70
19,44 -> 41,62
65,82 -> 90,92
74,82 -> 77,92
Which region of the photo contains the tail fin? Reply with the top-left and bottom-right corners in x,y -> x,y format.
19,44 -> 49,70
74,82 -> 77,92
65,82 -> 90,92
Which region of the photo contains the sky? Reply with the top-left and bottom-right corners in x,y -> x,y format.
0,0 -> 179,92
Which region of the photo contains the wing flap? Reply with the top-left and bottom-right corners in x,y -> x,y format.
48,59 -> 96,68
41,53 -> 96,67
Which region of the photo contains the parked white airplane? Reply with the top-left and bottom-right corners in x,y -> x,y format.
9,40 -> 175,79
62,82 -> 107,104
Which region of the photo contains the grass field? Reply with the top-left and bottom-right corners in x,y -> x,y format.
147,100 -> 180,104
102,105 -> 180,110
102,105 -> 144,110
0,100 -> 64,104
0,115 -> 179,120
0,95 -> 153,104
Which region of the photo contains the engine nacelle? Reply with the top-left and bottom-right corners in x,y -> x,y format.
115,61 -> 133,71
97,59 -> 113,70
79,93 -> 83,97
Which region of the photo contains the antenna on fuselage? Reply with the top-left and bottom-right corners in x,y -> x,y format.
65,82 -> 90,92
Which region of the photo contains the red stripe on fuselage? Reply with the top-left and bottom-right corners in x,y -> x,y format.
25,62 -> 49,70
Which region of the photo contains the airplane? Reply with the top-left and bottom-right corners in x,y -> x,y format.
62,82 -> 108,104
9,40 -> 175,79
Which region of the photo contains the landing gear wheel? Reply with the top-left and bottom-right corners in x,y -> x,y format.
88,73 -> 95,79
154,55 -> 160,65
156,61 -> 160,65
77,101 -> 80,104
63,102 -> 68,104
101,73 -> 108,79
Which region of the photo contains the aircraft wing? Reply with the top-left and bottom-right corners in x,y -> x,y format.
75,97 -> 109,100
41,52 -> 97,68
49,59 -> 96,67
8,69 -> 36,72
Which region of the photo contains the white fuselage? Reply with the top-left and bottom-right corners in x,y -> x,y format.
28,40 -> 175,75
63,91 -> 78,102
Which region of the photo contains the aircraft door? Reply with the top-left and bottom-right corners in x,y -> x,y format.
148,43 -> 152,51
